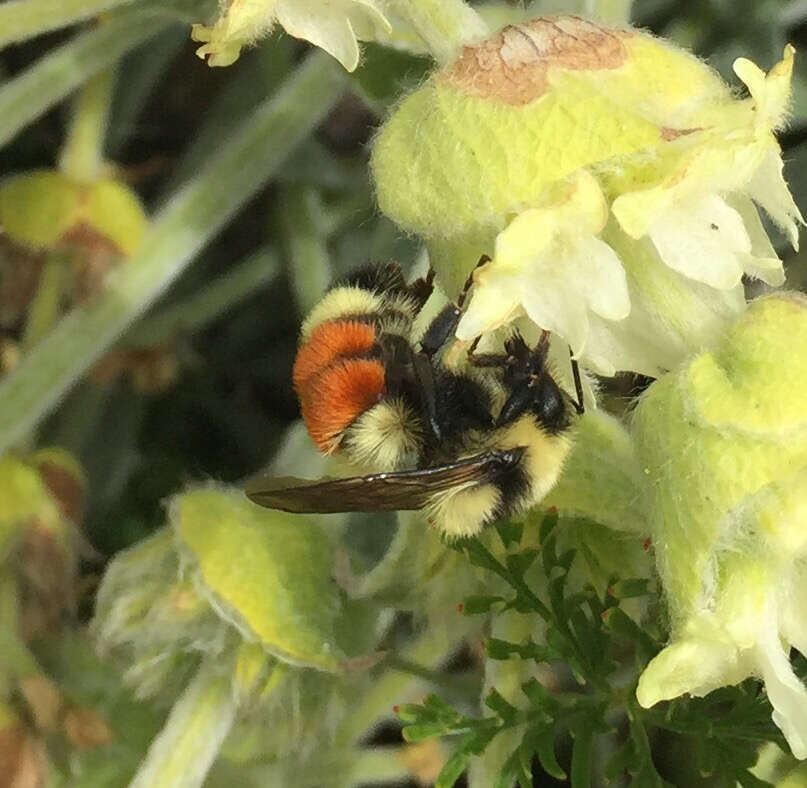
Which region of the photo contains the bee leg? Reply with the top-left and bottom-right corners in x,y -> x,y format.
529,332 -> 584,414
457,253 -> 490,308
409,267 -> 435,313
419,254 -> 491,357
468,352 -> 509,368
570,353 -> 585,415
527,330 -> 551,370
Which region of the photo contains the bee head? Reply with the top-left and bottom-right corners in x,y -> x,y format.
496,332 -> 570,434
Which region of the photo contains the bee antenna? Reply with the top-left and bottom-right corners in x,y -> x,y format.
570,353 -> 585,415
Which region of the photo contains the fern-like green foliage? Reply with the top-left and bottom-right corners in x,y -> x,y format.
398,514 -> 789,787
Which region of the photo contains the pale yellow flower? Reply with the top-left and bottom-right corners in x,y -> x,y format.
372,19 -> 803,375
192,0 -> 390,70
633,294 -> 807,758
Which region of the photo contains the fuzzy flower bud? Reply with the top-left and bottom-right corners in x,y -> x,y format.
192,0 -> 391,70
371,17 -> 802,376
93,487 -> 371,786
632,293 -> 807,758
0,171 -> 146,257
0,451 -> 84,642
94,486 -> 362,702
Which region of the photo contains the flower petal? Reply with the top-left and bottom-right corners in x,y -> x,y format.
192,0 -> 279,67
520,272 -> 590,355
277,0 -> 389,71
455,273 -> 522,340
746,147 -> 804,250
733,45 -> 795,131
725,193 -> 784,286
648,193 -> 750,289
636,618 -> 746,708
757,610 -> 807,760
563,235 -> 630,321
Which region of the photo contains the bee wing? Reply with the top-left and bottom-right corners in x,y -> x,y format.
245,448 -> 525,514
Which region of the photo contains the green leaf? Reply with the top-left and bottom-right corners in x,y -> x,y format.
435,748 -> 470,788
485,638 -> 521,661
124,248 -> 279,347
570,724 -> 594,788
462,539 -> 507,576
462,594 -> 505,615
485,689 -> 518,725
486,638 -> 550,663
395,704 -> 425,725
608,578 -> 655,599
402,722 -> 456,742
493,753 -> 520,788
424,693 -> 463,722
516,742 -> 535,788
603,607 -> 658,660
533,727 -> 566,781
495,519 -> 523,549
172,487 -> 346,671
521,679 -> 560,715
604,737 -> 635,781
541,531 -> 559,576
507,548 -> 539,578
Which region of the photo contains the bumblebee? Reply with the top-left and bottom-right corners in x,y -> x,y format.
246,260 -> 582,539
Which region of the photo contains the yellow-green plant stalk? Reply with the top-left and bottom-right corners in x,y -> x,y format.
633,293 -> 807,758
372,16 -> 802,376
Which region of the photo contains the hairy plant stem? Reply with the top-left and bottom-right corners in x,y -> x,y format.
388,0 -> 487,65
276,185 -> 331,316
124,248 -> 279,347
0,8 -> 168,149
128,660 -> 239,788
0,0 -> 134,48
0,53 -> 347,452
59,68 -> 116,183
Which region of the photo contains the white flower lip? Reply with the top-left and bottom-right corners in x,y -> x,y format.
456,171 -> 630,363
454,47 -> 802,376
612,45 -> 801,289
637,586 -> 807,762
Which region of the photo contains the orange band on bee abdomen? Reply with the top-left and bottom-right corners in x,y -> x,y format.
298,359 -> 386,452
293,320 -> 377,392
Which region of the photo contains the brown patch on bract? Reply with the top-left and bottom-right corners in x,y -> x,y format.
90,343 -> 178,393
0,241 -> 42,329
19,676 -> 62,732
0,723 -> 46,788
442,16 -> 629,105
660,126 -> 700,141
60,223 -> 122,300
35,461 -> 85,525
17,522 -> 73,641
